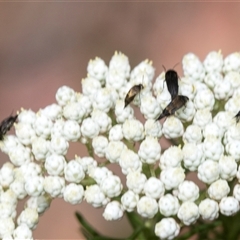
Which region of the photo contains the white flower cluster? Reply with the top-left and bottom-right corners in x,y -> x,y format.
1,51 -> 240,239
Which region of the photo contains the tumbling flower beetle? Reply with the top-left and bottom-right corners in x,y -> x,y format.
124,84 -> 144,108
235,111 -> 240,123
156,95 -> 189,121
162,65 -> 179,101
0,114 -> 18,140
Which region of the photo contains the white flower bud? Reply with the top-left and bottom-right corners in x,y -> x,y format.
56,85 -> 76,106
18,162 -> 41,181
17,208 -> 39,229
219,155 -> 237,181
226,140 -> 240,162
119,149 -> 142,175
182,53 -> 205,81
15,123 -> 36,145
177,180 -> 199,202
45,154 -> 66,176
183,124 -> 202,144
203,50 -> 223,73
92,88 -> 113,112
219,196 -> 239,216
91,110 -> 112,133
88,166 -> 113,185
13,224 -> 33,240
105,141 -> 126,163
153,72 -> 165,96
208,179 -> 230,201
101,175 -> 123,198
162,117 -> 184,139
225,71 -> 240,89
140,94 -> 161,119
155,218 -> 180,240
144,177 -> 165,199
32,137 -> 50,161
64,160 -> 85,183
9,145 -> 33,166
0,135 -> 21,155
214,80 -> 233,100
235,165 -> 240,182
51,119 -> 64,137
84,184 -> 110,208
82,77 -> 101,99
198,160 -> 219,184
160,167 -> 185,190
103,201 -> 124,221
158,194 -> 180,217
0,202 -> 16,219
176,100 -> 196,122
62,120 -> 81,141
106,69 -> 127,90
25,194 -> 51,214
17,109 -> 36,126
122,119 -> 144,142
203,137 -> 224,161
144,119 -> 162,138
0,218 -> 15,238
40,103 -> 62,121
223,52 -> 240,73
87,57 -> 108,82
233,184 -> 240,201
193,109 -> 212,129
177,201 -> 199,226
204,72 -> 223,89
81,118 -> 100,139
0,162 -> 15,188
49,136 -> 69,155
199,198 -> 219,220
203,122 -> 222,140
225,96 -> 240,115
92,136 -> 108,158
121,190 -> 139,212
137,196 -> 158,218
34,114 -> 53,139
114,100 -> 134,124
63,101 -> 86,123
224,124 -> 240,145
63,183 -> 84,205
44,176 -> 65,198
126,171 -> 147,194
194,89 -> 215,111
77,94 -> 92,116
160,146 -> 183,169
25,175 -> 44,197
0,189 -> 17,206
10,178 -> 27,199
138,137 -> 161,164
108,124 -> 123,141
77,156 -> 97,174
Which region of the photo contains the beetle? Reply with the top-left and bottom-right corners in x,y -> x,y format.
0,114 -> 18,140
156,95 -> 189,121
124,84 -> 144,108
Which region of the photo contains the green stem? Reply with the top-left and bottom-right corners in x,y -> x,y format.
86,141 -> 94,158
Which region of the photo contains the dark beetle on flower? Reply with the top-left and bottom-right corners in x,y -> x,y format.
156,95 -> 189,121
124,84 -> 144,108
235,111 -> 240,123
0,114 -> 18,140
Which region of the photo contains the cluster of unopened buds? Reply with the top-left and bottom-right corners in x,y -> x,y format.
1,50 -> 240,239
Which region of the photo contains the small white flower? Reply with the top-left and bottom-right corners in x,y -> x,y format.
92,88 -> 113,112
204,72 -> 223,89
77,94 -> 92,116
177,201 -> 199,226
162,117 -> 184,139
140,94 -> 161,119
108,124 -> 123,141
62,120 -> 81,141
81,118 -> 100,139
25,175 -> 44,197
233,184 -> 240,201
160,167 -> 185,190
119,149 -> 142,175
84,184 -> 110,208
0,189 -> 17,207
199,198 -> 219,220
178,77 -> 195,100
103,201 -> 124,221
225,140 -> 240,162
77,156 -> 97,174
225,71 -> 240,89
18,162 -> 41,181
224,124 -> 240,145
106,69 -> 127,90
17,109 -> 36,126
49,136 -> 69,155
115,101 -> 134,123
87,57 -> 108,82
177,180 -> 199,202
223,52 -> 240,73
137,196 -> 158,218
122,119 -> 144,142
88,166 -> 113,185
0,218 -> 15,238
219,155 -> 237,181
55,85 -> 77,106
44,176 -> 65,198
193,109 -> 212,129
126,171 -> 147,194
101,175 -> 123,198
183,124 -> 202,143
159,146 -> 183,170
0,202 -> 16,219
182,143 -> 204,171
82,77 -> 102,99
64,160 -> 85,183
40,103 -> 62,121
203,137 -> 224,161
203,50 -> 223,73
34,114 -> 53,139
44,154 -> 66,176
91,110 -> 112,134
8,145 -> 33,166
219,196 -> 239,216
92,136 -> 108,158
144,177 -> 165,199
63,101 -> 86,123
155,218 -> 180,240
63,183 -> 84,205
203,122 -> 222,140
208,179 -> 230,201
0,162 -> 15,188
0,135 -> 21,155
10,178 -> 27,199
144,119 -> 162,138
225,96 -> 240,115
13,224 -> 33,240
15,122 -> 36,145
198,159 -> 220,184
121,190 -> 139,212
105,141 -> 126,163
158,194 -> 180,217
25,194 -> 51,214
138,137 -> 161,164
176,100 -> 196,122
214,80 -> 233,100
194,89 -> 215,110
32,137 -> 50,161
17,208 -> 39,229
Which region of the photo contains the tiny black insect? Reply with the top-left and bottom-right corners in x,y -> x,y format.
124,84 -> 144,108
0,114 -> 18,140
156,95 -> 189,121
235,110 -> 240,123
163,65 -> 179,101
